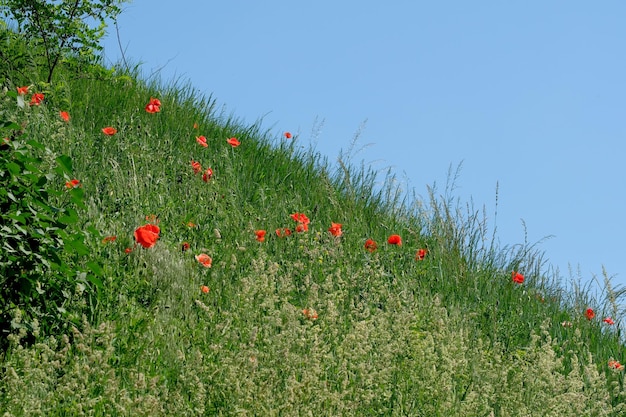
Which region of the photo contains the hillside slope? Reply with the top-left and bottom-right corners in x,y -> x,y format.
1,34 -> 625,417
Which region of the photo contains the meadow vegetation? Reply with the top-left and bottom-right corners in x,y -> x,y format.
1,4 -> 625,415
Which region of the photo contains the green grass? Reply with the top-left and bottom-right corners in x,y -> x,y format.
1,34 -> 626,416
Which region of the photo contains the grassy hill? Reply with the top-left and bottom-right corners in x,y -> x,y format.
1,21 -> 626,416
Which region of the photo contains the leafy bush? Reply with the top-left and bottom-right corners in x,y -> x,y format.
0,89 -> 97,349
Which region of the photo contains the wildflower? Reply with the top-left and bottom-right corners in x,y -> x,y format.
196,136 -> 208,147
187,222 -> 196,228
291,212 -> 310,233
145,97 -> 161,113
102,236 -> 117,243
193,122 -> 199,129
585,308 -> 595,320
65,179 -> 80,189
29,93 -> 44,106
255,230 -> 267,242
226,137 -> 240,147
134,224 -> 160,248
284,132 -> 292,139
17,86 -> 28,95
200,285 -> 210,294
364,239 -> 378,252
512,271 -> 525,284
328,222 -> 342,237
291,212 -> 310,225
415,248 -> 428,260
181,242 -> 190,251
561,321 -> 572,328
387,234 -> 402,246
59,111 -> 70,122
608,360 -> 624,371
302,308 -> 318,320
102,127 -> 117,136
604,317 -> 615,325
191,160 -> 202,174
276,228 -> 292,237
202,167 -> 213,182
195,253 -> 212,268
124,247 -> 133,254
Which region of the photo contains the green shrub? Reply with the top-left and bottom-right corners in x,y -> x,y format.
0,88 -> 97,349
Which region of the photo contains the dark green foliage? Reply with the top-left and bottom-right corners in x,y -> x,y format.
0,99 -> 94,349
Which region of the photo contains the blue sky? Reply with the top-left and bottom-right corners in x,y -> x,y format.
102,1 -> 626,290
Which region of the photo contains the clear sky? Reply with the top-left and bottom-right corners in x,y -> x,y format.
102,1 -> 626,290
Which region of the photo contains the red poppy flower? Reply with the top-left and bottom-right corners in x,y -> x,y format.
585,308 -> 595,320
29,93 -> 44,106
387,234 -> 402,246
226,137 -> 240,147
102,235 -> 117,243
291,212 -> 310,233
191,160 -> 202,174
181,242 -> 190,251
512,271 -> 524,284
200,285 -> 210,294
102,127 -> 117,136
17,86 -> 28,95
364,239 -> 377,252
134,224 -> 160,248
255,230 -> 267,242
302,308 -> 318,320
124,247 -> 133,254
59,111 -> 70,122
202,167 -> 213,182
608,360 -> 624,371
145,97 -> 161,113
193,122 -> 199,129
290,212 -> 310,225
195,253 -> 212,268
415,248 -> 428,260
65,179 -> 80,189
328,222 -> 342,237
604,317 -> 615,325
284,132 -> 292,139
276,228 -> 292,237
196,136 -> 208,147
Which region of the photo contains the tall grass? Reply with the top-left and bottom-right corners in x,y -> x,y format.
1,34 -> 625,415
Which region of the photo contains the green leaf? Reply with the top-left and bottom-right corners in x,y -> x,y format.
6,161 -> 21,175
1,120 -> 20,129
86,262 -> 104,280
65,236 -> 89,256
27,140 -> 46,151
56,154 -> 73,175
69,187 -> 86,209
